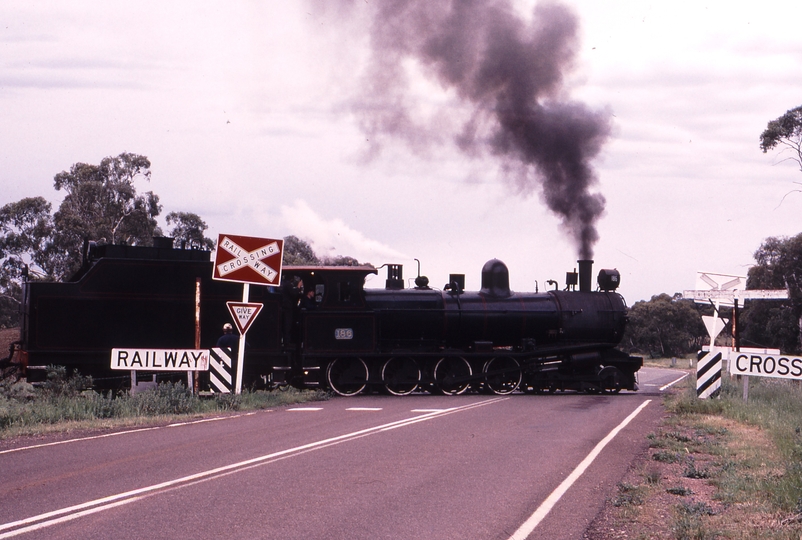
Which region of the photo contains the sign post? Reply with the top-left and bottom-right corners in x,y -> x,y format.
212,234 -> 283,394
226,298 -> 263,393
684,271 -> 788,401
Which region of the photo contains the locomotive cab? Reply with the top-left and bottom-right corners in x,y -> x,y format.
275,266 -> 378,388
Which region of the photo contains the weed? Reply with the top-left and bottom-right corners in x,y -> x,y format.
0,371 -> 327,438
683,458 -> 712,479
666,486 -> 694,496
643,466 -> 662,485
612,482 -> 646,507
653,450 -> 681,463
678,501 -> 716,517
42,365 -> 93,397
666,431 -> 693,443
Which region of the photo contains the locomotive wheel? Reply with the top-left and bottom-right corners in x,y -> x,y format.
483,356 -> 521,395
381,357 -> 420,396
433,357 -> 472,395
326,357 -> 369,396
599,366 -> 623,394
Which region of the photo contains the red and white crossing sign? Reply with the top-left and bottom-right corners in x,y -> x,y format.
212,234 -> 283,286
226,302 -> 263,335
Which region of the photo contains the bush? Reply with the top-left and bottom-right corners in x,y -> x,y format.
0,370 -> 327,437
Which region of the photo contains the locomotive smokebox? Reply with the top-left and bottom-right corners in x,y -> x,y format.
578,259 -> 593,293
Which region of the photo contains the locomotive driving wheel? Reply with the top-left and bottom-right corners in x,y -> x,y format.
483,356 -> 522,395
326,357 -> 369,396
599,366 -> 623,394
433,357 -> 472,395
381,356 -> 420,396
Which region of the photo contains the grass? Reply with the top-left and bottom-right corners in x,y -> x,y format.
589,361 -> 802,539
0,366 -> 328,440
670,374 -> 802,512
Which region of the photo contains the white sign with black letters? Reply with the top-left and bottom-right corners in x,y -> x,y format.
729,352 -> 802,381
111,349 -> 210,371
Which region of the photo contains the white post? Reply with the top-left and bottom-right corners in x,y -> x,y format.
742,374 -> 749,403
235,283 -> 249,394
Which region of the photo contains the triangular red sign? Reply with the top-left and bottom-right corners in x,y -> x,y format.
226,302 -> 264,335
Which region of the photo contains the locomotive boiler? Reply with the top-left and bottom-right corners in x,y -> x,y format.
16,239 -> 641,395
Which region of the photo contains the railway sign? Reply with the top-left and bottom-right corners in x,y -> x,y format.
212,234 -> 283,286
683,271 -> 788,304
684,269 -> 788,400
226,302 -> 263,335
111,349 -> 209,371
683,289 -> 789,302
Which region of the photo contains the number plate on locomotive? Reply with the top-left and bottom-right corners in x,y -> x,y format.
334,328 -> 354,340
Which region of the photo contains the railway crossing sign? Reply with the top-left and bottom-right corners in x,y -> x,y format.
212,234 -> 284,286
683,271 -> 788,305
226,302 -> 263,335
684,270 -> 789,400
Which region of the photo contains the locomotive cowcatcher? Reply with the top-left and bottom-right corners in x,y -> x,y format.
18,238 -> 641,395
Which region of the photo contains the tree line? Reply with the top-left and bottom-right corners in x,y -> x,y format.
0,152 -> 368,328
621,104 -> 802,357
0,153 -> 221,327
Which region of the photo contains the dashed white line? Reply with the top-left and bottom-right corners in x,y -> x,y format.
0,397 -> 506,538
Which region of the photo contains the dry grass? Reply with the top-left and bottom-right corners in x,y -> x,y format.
585,373 -> 802,540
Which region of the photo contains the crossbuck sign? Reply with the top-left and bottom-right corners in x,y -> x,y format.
212,234 -> 284,286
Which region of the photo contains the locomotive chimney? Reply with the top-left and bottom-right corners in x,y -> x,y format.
385,264 -> 404,290
578,259 -> 593,293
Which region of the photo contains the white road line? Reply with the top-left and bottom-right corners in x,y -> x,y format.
0,397 -> 506,538
0,412 -> 263,456
346,407 -> 383,411
509,400 -> 652,540
0,427 -> 161,456
660,373 -> 689,391
286,407 -> 324,411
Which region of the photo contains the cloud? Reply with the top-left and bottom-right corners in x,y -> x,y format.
279,199 -> 410,265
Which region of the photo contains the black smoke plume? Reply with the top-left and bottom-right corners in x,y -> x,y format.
322,0 -> 611,259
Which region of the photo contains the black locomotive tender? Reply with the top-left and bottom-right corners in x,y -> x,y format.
19,238 -> 641,396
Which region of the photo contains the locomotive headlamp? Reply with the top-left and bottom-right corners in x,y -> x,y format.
597,269 -> 621,291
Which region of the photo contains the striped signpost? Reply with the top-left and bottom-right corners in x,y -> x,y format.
212,234 -> 282,394
209,347 -> 235,394
696,350 -> 722,399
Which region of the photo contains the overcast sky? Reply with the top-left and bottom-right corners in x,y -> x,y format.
2,0 -> 801,303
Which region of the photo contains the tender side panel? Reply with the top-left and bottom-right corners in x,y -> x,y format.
23,257 -> 284,382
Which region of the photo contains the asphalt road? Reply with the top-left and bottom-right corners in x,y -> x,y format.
0,367 -> 686,540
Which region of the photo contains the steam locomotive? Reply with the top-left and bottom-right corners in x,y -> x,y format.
17,238 -> 641,395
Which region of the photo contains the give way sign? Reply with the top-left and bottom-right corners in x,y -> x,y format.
226,302 -> 263,335
212,234 -> 284,286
